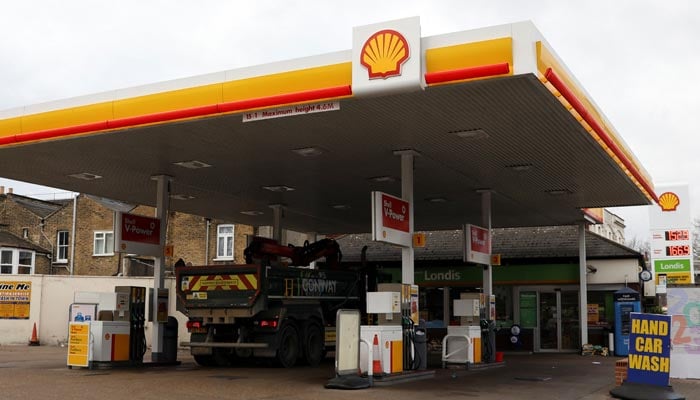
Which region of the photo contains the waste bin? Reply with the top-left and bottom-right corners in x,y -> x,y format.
163,316 -> 178,362
413,328 -> 427,370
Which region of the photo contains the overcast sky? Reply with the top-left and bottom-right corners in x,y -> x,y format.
1,0 -> 698,242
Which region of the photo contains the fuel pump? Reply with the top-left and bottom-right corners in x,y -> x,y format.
115,286 -> 147,363
480,294 -> 496,363
377,283 -> 420,371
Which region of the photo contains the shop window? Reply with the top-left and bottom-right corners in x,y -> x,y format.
494,285 -> 513,329
519,291 -> 537,328
420,287 -> 446,327
586,291 -> 614,328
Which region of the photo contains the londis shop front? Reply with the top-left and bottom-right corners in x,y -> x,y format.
395,263 -> 633,354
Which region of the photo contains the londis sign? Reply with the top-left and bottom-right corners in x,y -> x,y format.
626,313 -> 671,387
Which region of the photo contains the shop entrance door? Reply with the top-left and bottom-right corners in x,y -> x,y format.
537,290 -> 580,352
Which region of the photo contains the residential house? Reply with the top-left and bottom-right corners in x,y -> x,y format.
0,188 -> 254,276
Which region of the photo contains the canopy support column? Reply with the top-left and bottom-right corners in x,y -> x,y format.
395,150 -> 417,285
579,223 -> 589,346
480,190 -> 493,299
151,174 -> 171,362
270,204 -> 284,243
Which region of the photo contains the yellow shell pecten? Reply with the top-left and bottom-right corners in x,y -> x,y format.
658,192 -> 680,211
361,29 -> 409,79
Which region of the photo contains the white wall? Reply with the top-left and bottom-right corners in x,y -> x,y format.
0,275 -> 189,346
586,259 -> 640,285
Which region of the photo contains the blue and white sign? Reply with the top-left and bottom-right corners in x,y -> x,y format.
627,313 -> 672,387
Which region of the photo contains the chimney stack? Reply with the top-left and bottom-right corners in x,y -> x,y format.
0,186 -> 4,194
7,187 -> 13,194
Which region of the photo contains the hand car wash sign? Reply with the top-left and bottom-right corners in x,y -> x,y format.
626,313 -> 672,386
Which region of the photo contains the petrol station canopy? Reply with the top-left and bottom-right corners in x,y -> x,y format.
0,20 -> 656,235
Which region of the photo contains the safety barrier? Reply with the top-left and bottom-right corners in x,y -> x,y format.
441,334 -> 470,368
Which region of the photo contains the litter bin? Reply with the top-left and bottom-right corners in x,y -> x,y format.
413,328 -> 427,370
163,316 -> 178,362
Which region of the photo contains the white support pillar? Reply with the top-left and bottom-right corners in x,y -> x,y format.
480,190 -> 493,300
270,204 -> 284,243
578,223 -> 589,346
151,174 -> 171,362
307,232 -> 318,269
395,150 -> 417,285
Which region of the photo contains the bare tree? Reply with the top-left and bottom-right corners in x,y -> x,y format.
626,235 -> 650,255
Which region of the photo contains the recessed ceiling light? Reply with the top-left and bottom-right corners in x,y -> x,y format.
507,163 -> 533,172
450,128 -> 489,139
331,204 -> 351,210
240,210 -> 264,216
173,160 -> 212,169
546,189 -> 572,196
292,147 -> 324,157
425,197 -> 447,203
368,175 -> 397,183
170,194 -> 195,200
262,185 -> 296,192
68,172 -> 102,181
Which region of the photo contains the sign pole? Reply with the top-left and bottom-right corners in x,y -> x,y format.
396,150 -> 417,285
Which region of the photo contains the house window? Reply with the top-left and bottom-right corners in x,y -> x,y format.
17,251 -> 33,274
56,230 -> 69,263
0,250 -> 12,274
0,248 -> 35,274
93,231 -> 114,256
216,224 -> 234,260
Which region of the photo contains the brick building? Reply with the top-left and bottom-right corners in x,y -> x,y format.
0,188 -> 254,276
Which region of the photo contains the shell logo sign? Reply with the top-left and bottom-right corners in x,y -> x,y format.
360,29 -> 410,79
658,192 -> 680,212
352,17 -> 422,96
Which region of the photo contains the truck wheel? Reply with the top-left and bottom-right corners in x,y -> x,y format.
193,355 -> 215,367
212,348 -> 230,367
303,322 -> 324,367
276,323 -> 299,368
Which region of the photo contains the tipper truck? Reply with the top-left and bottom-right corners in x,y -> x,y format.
176,236 -> 367,367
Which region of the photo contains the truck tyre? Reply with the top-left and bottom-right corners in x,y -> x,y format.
303,321 -> 324,367
193,355 -> 215,367
276,322 -> 299,368
212,348 -> 230,367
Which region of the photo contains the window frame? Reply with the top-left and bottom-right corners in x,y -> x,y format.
215,224 -> 235,260
0,249 -> 13,274
93,231 -> 115,256
0,248 -> 35,275
56,230 -> 69,263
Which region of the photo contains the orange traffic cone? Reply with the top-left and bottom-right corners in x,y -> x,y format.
29,322 -> 40,346
372,334 -> 383,375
